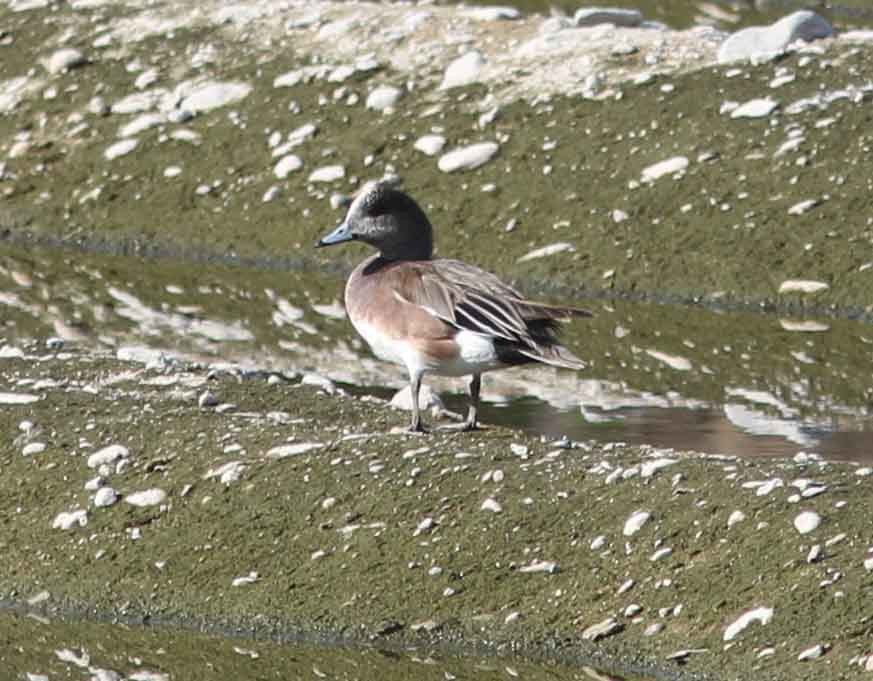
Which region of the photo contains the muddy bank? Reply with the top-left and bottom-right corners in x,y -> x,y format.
2,345 -> 872,680
1,1 -> 873,315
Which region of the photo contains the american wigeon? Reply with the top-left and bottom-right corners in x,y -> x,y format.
317,181 -> 590,432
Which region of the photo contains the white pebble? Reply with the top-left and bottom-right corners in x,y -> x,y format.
93,487 -> 119,508
794,511 -> 822,534
623,510 -> 651,537
723,606 -> 774,641
124,488 -> 167,507
481,498 -> 503,513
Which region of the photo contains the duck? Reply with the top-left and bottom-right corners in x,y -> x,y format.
316,181 -> 590,432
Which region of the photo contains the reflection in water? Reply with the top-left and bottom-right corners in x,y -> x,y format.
453,0 -> 873,31
0,609 -> 634,681
1,242 -> 872,463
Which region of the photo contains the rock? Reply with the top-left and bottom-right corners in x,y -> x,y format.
366,85 -> 402,112
414,134 -> 446,157
266,442 -> 323,458
308,165 -> 345,183
581,617 -> 624,641
798,643 -> 827,660
274,154 -> 303,179
52,509 -> 88,530
198,390 -> 219,408
645,349 -> 692,371
574,8 -> 642,28
205,461 -> 246,484
44,48 -> 86,74
517,242 -> 575,263
104,138 -> 138,160
111,91 -> 165,114
87,444 -> 129,469
439,51 -> 485,90
21,442 -> 46,456
623,510 -> 652,536
779,319 -> 829,332
730,97 -> 779,119
724,607 -> 774,641
179,81 -> 252,113
481,498 -> 503,513
518,559 -> 559,574
788,199 -> 820,215
718,11 -> 833,64
641,156 -> 688,182
93,487 -> 119,508
778,280 -> 829,294
794,511 -> 822,534
438,142 -> 499,173
124,488 -> 167,507
727,510 -> 746,527
118,113 -> 165,138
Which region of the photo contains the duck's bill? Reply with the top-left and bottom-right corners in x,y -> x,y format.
316,221 -> 354,248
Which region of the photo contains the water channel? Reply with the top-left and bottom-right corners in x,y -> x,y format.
2,241 -> 871,464
447,0 -> 873,31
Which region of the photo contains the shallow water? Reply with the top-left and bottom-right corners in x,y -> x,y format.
1,241 -> 871,463
0,608 -> 642,681
440,0 -> 873,30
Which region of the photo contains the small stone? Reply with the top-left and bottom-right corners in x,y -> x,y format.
439,51 -> 485,90
590,535 -> 607,550
104,138 -> 138,160
718,11 -> 833,64
87,444 -> 129,469
650,547 -> 673,562
788,199 -> 820,215
778,280 -> 829,294
22,442 -> 46,456
438,142 -> 499,173
44,48 -> 86,74
231,571 -> 259,587
727,510 -> 746,527
198,390 -> 219,408
581,617 -> 624,641
517,242 -> 575,263
807,544 -> 822,563
641,156 -> 688,182
266,442 -> 323,458
414,134 -> 446,157
52,509 -> 88,530
274,154 -> 303,179
798,643 -> 827,661
481,498 -> 503,513
308,165 -> 345,183
124,488 -> 167,507
724,607 -> 774,641
730,98 -> 779,119
794,511 -> 822,534
179,81 -> 252,113
623,510 -> 652,536
518,559 -> 558,574
93,487 -> 118,508
365,85 -> 402,111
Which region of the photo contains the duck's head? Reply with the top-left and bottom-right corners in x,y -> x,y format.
316,181 -> 434,261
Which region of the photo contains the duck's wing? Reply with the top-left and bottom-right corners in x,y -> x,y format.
394,259 -> 590,368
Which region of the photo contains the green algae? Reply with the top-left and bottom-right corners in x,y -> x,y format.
1,349 -> 873,680
3,4 -> 873,315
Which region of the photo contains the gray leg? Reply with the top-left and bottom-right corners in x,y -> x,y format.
438,373 -> 481,432
463,373 -> 481,431
407,372 -> 427,433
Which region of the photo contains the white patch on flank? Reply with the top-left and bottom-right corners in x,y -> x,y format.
444,329 -> 500,376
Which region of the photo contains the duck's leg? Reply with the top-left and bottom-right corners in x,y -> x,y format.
438,373 -> 481,432
407,371 -> 428,433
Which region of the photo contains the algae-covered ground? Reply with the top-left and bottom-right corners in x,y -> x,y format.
3,2 -> 873,680
2,347 -> 873,680
2,0 -> 873,315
